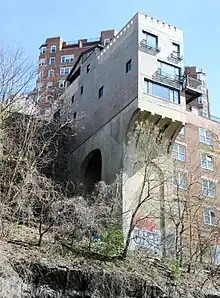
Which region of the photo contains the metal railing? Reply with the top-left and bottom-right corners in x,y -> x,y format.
155,69 -> 180,82
65,37 -> 100,45
139,39 -> 160,54
185,76 -> 203,91
170,51 -> 183,61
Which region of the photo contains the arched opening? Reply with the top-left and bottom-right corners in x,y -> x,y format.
82,149 -> 102,192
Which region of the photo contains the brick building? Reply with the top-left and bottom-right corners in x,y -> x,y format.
36,30 -> 117,116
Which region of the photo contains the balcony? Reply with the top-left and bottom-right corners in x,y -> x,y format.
153,69 -> 181,89
139,39 -> 160,55
210,115 -> 220,124
183,75 -> 203,104
168,51 -> 183,64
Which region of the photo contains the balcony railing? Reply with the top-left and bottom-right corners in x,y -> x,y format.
183,75 -> 203,103
153,69 -> 181,88
139,39 -> 160,55
168,51 -> 183,64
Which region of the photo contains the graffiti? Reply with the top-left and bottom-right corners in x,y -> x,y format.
132,216 -> 161,253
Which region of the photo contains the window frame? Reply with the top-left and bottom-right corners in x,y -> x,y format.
173,171 -> 187,190
80,86 -> 83,95
46,81 -> 53,89
50,45 -> 57,53
49,57 -> 55,65
204,207 -> 217,226
48,69 -> 54,78
126,59 -> 132,73
172,42 -> 180,56
159,61 -> 180,80
60,67 -> 72,75
199,128 -> 212,145
202,179 -> 216,198
144,79 -> 180,104
40,47 -> 46,54
142,30 -> 158,49
58,80 -> 65,88
39,58 -> 45,66
61,55 -> 74,63
172,143 -> 186,162
201,154 -> 214,171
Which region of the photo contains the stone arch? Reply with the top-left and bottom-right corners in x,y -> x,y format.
81,149 -> 102,192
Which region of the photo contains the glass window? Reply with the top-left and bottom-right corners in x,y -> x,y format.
126,59 -> 132,73
39,58 -> 45,66
173,171 -> 187,190
172,42 -> 180,54
48,70 -> 54,77
201,154 -> 214,171
172,143 -> 185,161
49,57 -> 55,65
199,128 -> 212,145
59,80 -> 65,88
143,31 -> 158,48
202,180 -> 216,197
199,108 -> 208,118
99,86 -> 104,99
60,67 -> 71,75
51,45 -> 56,53
40,47 -> 46,54
160,61 -> 180,80
47,82 -> 53,89
204,207 -> 217,226
61,55 -> 74,63
144,80 -> 180,104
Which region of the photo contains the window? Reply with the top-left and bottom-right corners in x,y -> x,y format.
48,69 -> 54,77
142,31 -> 158,49
172,143 -> 185,161
201,154 -> 214,171
126,59 -> 132,73
47,82 -> 53,89
59,80 -> 65,88
197,95 -> 207,104
40,47 -> 46,54
179,127 -> 185,136
61,55 -> 74,63
199,128 -> 212,145
172,42 -> 180,57
204,207 -> 217,226
199,108 -> 208,118
50,45 -> 56,53
80,86 -> 83,94
104,38 -> 110,46
71,95 -> 75,104
144,80 -> 180,104
159,61 -> 180,80
202,180 -> 216,198
60,67 -> 72,75
49,57 -> 55,65
73,112 -> 77,119
173,171 -> 187,190
39,58 -> 45,66
38,71 -> 44,79
98,86 -> 104,99
46,95 -> 53,104
197,72 -> 206,83
87,63 -> 91,73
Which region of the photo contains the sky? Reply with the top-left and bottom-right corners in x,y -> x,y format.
0,0 -> 220,116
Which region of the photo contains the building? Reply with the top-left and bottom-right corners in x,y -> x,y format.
36,30 -> 117,116
57,12 -> 220,262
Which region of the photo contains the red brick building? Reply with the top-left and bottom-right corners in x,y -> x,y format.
36,30 -> 117,116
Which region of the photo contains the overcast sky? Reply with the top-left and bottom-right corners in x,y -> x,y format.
1,0 -> 219,116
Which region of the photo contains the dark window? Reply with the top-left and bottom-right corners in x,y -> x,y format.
144,80 -> 180,104
87,64 -> 91,73
172,42 -> 180,55
71,95 -> 75,104
98,86 -> 104,99
80,86 -> 83,94
73,112 -> 77,119
159,61 -> 180,80
126,59 -> 132,73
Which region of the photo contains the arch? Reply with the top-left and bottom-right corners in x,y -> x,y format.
81,149 -> 102,192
